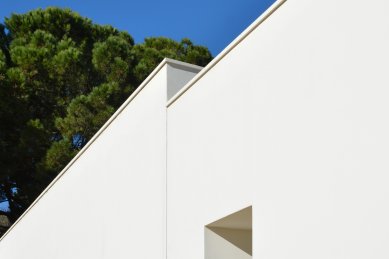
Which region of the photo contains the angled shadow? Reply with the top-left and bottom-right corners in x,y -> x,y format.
205,206 -> 252,259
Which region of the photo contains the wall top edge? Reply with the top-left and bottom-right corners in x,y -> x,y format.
164,58 -> 203,72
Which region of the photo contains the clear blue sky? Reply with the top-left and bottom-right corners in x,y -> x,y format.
0,0 -> 275,55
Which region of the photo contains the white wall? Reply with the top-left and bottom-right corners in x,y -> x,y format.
167,0 -> 389,259
252,1 -> 389,258
0,60 -> 200,259
2,0 -> 389,258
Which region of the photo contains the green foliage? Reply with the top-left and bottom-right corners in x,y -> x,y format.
0,7 -> 212,233
56,82 -> 119,140
0,51 -> 6,77
92,35 -> 133,83
40,139 -> 77,176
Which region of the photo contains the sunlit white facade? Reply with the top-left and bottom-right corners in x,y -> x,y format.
2,0 -> 389,258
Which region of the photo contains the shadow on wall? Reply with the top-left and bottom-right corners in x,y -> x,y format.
205,206 -> 252,259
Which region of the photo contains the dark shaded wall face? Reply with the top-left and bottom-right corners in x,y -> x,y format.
205,207 -> 252,259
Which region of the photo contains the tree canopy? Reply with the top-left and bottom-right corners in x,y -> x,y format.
0,7 -> 212,236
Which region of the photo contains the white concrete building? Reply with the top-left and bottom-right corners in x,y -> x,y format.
1,0 -> 389,258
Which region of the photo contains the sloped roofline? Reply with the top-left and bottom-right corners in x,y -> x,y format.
167,0 -> 287,107
0,58 -> 200,241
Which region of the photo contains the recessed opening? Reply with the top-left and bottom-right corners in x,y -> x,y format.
205,206 -> 252,259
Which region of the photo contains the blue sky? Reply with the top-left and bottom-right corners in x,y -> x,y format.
0,0 -> 275,55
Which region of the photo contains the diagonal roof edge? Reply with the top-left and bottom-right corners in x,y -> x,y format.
167,0 -> 287,107
0,58 -> 200,242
